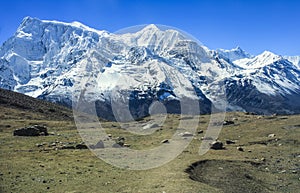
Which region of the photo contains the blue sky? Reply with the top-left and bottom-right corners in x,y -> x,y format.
0,0 -> 299,55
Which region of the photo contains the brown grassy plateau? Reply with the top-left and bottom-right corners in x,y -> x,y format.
0,88 -> 299,192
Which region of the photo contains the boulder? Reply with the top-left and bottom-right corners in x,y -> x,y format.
143,123 -> 159,129
201,136 -> 213,140
161,139 -> 169,144
223,121 -> 235,125
226,140 -> 236,144
237,146 -> 244,151
35,143 -> 43,147
95,140 -> 105,148
268,133 -> 276,138
116,141 -> 124,146
112,143 -> 123,148
90,140 -> 105,149
75,143 -> 88,149
13,125 -> 48,136
115,136 -> 125,147
117,136 -> 125,141
61,145 -> 75,149
210,141 -> 224,150
180,132 -> 194,137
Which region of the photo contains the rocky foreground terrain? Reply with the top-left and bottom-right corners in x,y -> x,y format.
0,89 -> 299,192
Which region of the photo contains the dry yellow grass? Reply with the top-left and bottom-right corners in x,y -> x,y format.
0,107 -> 299,192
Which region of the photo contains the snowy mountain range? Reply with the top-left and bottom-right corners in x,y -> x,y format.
0,17 -> 300,120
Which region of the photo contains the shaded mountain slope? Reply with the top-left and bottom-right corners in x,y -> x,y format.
0,88 -> 73,120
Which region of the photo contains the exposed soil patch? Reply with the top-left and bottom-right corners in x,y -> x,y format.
186,160 -> 272,193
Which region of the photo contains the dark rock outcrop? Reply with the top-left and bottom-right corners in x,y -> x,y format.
210,141 -> 224,150
13,125 -> 48,136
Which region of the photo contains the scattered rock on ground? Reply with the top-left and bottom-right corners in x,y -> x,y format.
61,145 -> 75,149
49,143 -> 56,147
75,143 -> 88,149
201,137 -> 213,140
112,143 -> 122,148
210,141 -> 224,150
36,143 -> 43,147
116,141 -> 124,146
279,170 -> 286,174
223,121 -> 235,125
161,139 -> 169,144
143,123 -> 159,129
197,130 -> 204,134
116,136 -> 125,141
90,140 -> 105,149
115,136 -> 125,147
268,133 -> 276,138
13,125 -> 48,136
180,132 -> 194,137
226,140 -> 236,144
237,146 -> 244,151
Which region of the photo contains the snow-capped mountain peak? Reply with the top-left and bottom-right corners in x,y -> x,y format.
140,24 -> 160,31
260,50 -> 280,59
1,17 -> 300,118
216,46 -> 252,61
17,16 -> 106,36
233,50 -> 282,69
218,46 -> 244,53
117,24 -> 187,54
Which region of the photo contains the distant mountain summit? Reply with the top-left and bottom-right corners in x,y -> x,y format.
1,17 -> 300,119
216,46 -> 252,61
